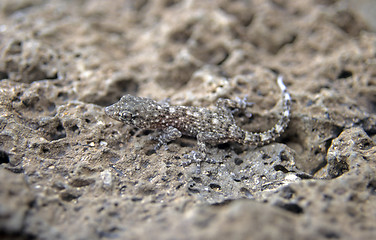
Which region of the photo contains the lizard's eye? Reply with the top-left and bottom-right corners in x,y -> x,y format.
120,111 -> 133,120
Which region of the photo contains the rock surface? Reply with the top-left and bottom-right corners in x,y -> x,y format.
0,0 -> 376,239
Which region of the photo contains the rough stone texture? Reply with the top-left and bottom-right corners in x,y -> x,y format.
0,0 -> 376,239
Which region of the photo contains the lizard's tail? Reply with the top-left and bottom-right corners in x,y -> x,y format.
242,75 -> 291,145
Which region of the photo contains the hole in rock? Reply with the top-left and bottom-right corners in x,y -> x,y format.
0,150 -> 10,164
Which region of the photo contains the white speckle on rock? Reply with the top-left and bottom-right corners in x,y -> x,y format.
101,170 -> 112,188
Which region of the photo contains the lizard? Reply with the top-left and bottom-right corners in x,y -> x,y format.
105,75 -> 291,172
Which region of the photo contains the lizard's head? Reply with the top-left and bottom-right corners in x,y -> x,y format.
105,94 -> 158,128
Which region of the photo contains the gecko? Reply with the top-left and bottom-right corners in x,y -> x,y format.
105,75 -> 291,172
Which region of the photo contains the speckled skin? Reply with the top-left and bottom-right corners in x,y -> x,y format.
105,75 -> 291,167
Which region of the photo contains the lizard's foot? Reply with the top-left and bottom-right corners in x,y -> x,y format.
182,151 -> 217,173
235,95 -> 254,109
149,135 -> 168,151
217,96 -> 253,118
231,96 -> 253,118
153,140 -> 168,151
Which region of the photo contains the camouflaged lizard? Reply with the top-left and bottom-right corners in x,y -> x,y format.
105,75 -> 291,172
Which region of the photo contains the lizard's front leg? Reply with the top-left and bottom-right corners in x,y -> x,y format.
183,132 -> 223,173
154,126 -> 182,150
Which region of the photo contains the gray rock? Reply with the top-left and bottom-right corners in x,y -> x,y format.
0,0 -> 375,239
